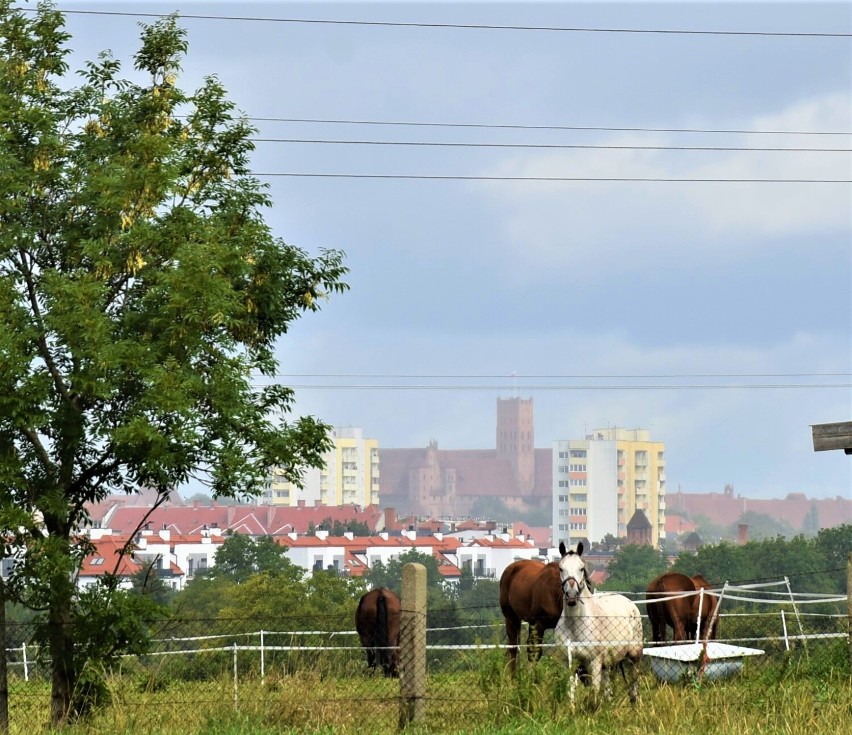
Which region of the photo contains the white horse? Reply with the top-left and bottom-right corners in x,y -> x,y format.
554,541 -> 643,704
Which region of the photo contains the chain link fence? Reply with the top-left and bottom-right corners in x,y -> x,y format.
3,575 -> 849,733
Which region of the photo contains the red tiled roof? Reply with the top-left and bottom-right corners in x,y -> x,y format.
79,537 -> 143,578
666,514 -> 697,535
101,503 -> 383,537
589,569 -> 610,586
470,536 -> 538,549
280,534 -> 462,578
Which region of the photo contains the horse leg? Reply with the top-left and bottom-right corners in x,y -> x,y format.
528,622 -> 545,662
671,614 -> 687,642
505,615 -> 521,673
652,613 -> 667,643
589,657 -> 603,705
627,659 -> 640,705
619,657 -> 640,704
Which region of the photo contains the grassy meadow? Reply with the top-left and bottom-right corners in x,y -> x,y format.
7,641 -> 851,735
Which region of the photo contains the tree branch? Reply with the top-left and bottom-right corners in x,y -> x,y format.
19,426 -> 55,477
111,492 -> 172,578
15,247 -> 77,410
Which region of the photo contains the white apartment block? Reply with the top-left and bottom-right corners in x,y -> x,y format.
552,427 -> 666,549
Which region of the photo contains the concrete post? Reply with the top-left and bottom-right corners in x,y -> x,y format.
399,563 -> 427,729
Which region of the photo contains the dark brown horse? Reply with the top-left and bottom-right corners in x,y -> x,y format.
646,572 -> 719,643
499,558 -> 563,671
355,587 -> 401,676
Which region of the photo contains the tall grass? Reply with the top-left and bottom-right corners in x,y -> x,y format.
7,642 -> 850,735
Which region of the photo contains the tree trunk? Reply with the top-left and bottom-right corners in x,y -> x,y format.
48,595 -> 76,727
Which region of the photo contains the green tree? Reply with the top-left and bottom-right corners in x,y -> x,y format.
171,573 -> 234,618
32,578 -> 166,718
801,503 -> 821,537
598,544 -> 669,593
183,492 -> 213,505
305,517 -> 371,536
209,534 -> 299,583
0,4 -> 347,724
128,561 -> 175,607
813,524 -> 852,592
364,548 -> 448,596
673,540 -> 752,585
729,511 -> 795,541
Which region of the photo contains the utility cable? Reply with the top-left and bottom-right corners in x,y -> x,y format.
44,8 -> 852,38
253,172 -> 851,183
251,137 -> 852,153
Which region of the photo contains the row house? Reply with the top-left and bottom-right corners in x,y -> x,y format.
4,526 -> 545,593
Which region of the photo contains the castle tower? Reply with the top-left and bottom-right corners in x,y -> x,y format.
496,397 -> 535,494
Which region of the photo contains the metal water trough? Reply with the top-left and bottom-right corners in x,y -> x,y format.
644,642 -> 764,682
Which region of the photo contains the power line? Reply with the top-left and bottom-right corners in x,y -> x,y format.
271,373 -> 852,379
251,137 -> 852,153
254,172 -> 851,184
249,117 -> 852,137
48,8 -> 852,38
252,383 -> 852,391
198,115 -> 852,138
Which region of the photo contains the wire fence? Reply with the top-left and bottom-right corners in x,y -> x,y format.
3,580 -> 849,734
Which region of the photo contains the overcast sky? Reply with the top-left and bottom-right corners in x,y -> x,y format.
49,1 -> 850,500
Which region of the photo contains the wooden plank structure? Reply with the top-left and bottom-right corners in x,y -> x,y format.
811,421 -> 852,454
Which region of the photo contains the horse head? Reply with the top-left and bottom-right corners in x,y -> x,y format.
558,541 -> 589,607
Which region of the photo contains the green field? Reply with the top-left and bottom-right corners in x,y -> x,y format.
7,642 -> 851,735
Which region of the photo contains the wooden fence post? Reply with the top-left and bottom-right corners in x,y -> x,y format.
399,562 -> 426,729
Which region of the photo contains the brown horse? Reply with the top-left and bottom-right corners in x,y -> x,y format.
499,558 -> 563,671
355,587 -> 401,676
646,572 -> 719,643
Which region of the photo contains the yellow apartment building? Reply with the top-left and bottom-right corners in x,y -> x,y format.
552,427 -> 666,548
263,427 -> 380,507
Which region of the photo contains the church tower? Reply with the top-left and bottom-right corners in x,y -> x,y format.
496,397 -> 535,494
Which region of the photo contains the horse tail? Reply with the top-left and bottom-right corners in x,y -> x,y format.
375,590 -> 390,673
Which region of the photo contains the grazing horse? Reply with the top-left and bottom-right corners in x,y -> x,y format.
554,542 -> 643,704
499,557 -> 563,671
355,587 -> 401,677
646,572 -> 718,643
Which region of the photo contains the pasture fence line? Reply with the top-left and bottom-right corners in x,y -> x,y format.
0,564 -> 848,734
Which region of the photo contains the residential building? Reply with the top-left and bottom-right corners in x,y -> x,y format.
552,427 -> 666,549
262,426 -> 380,507
666,485 -> 852,532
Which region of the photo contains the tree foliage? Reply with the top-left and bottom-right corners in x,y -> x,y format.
363,548 -> 448,596
597,544 -> 669,593
0,3 -> 347,723
673,527 -> 851,595
209,533 -> 299,583
306,517 -> 371,536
